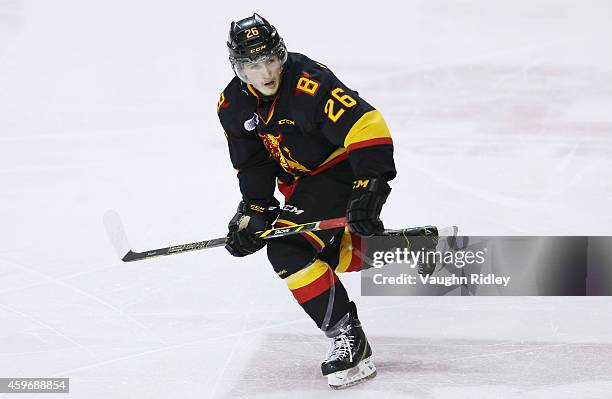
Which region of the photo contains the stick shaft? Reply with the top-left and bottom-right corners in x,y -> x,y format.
121,217 -> 347,262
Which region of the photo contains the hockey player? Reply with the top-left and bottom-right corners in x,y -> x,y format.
217,13 -> 395,389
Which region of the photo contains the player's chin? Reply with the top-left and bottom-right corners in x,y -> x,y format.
259,82 -> 278,95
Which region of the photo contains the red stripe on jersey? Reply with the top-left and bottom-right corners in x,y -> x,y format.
291,267 -> 338,304
310,152 -> 348,176
346,232 -> 367,272
277,179 -> 300,201
347,137 -> 393,152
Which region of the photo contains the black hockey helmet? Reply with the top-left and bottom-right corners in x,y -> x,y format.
227,13 -> 287,80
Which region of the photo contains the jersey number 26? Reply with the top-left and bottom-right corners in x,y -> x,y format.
324,88 -> 357,123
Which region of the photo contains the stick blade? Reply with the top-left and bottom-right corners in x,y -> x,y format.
122,250 -> 141,262
103,210 -> 132,260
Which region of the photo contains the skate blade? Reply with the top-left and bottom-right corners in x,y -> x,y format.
328,357 -> 377,390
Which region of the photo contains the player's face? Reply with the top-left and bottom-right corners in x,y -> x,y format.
241,55 -> 283,96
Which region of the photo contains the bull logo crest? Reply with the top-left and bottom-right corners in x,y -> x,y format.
259,133 -> 311,174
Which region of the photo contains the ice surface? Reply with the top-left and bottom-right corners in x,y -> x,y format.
1,0 -> 612,398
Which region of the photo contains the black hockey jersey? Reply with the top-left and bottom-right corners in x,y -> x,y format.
217,52 -> 396,202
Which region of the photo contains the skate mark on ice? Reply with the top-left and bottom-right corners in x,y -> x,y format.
223,334 -> 612,398
208,305 -> 252,398
0,257 -> 169,347
0,303 -> 95,358
49,316 -> 311,377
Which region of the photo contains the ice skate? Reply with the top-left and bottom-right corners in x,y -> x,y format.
321,302 -> 377,389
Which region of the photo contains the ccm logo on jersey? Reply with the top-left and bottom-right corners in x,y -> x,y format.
244,113 -> 259,131
278,119 -> 295,125
282,205 -> 304,215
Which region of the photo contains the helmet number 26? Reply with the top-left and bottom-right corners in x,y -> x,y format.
324,88 -> 357,123
245,27 -> 260,38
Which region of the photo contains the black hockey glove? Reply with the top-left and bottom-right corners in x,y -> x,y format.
346,178 -> 391,236
225,199 -> 280,257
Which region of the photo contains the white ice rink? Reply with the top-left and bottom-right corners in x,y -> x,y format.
2,0 -> 612,397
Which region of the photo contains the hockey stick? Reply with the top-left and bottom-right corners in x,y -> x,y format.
104,210 -> 458,263
104,210 -> 347,262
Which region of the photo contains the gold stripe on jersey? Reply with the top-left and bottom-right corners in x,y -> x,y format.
246,84 -> 259,98
247,83 -> 280,125
343,110 -> 392,149
217,91 -> 226,113
285,259 -> 330,289
334,228 -> 353,273
319,147 -> 347,167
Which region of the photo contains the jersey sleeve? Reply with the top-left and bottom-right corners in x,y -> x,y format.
315,72 -> 396,181
217,89 -> 278,202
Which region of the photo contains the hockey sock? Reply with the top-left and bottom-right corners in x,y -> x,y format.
285,259 -> 351,332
